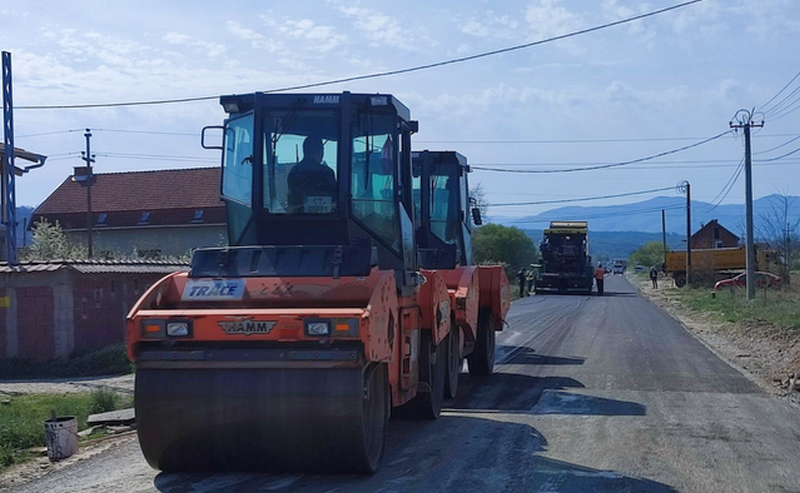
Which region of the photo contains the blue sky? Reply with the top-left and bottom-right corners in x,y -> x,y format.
2,0 -> 799,218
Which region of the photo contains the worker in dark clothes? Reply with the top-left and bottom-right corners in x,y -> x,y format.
650,266 -> 659,288
518,269 -> 527,297
287,136 -> 336,213
526,270 -> 535,295
594,263 -> 605,296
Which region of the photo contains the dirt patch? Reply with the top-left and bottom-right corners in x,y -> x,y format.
630,275 -> 800,403
0,433 -> 137,491
0,374 -> 134,397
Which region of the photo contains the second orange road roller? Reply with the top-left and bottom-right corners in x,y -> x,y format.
126,91 -> 509,473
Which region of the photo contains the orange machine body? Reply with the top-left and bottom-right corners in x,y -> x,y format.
127,266 -> 462,408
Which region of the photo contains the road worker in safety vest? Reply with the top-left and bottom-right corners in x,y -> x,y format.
594,263 -> 605,296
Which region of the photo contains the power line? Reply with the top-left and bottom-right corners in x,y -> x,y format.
755,144 -> 800,162
766,95 -> 800,122
15,0 -> 704,111
471,130 -> 733,174
492,186 -> 674,207
763,83 -> 800,117
759,69 -> 800,114
505,204 -> 687,224
754,134 -> 800,155
421,133 -> 800,144
16,129 -> 83,138
705,157 -> 744,212
93,128 -> 199,137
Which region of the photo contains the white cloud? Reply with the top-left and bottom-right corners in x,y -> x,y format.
459,11 -> 521,40
162,32 -> 226,58
271,17 -> 347,52
337,5 -> 415,51
525,0 -> 583,40
226,20 -> 284,53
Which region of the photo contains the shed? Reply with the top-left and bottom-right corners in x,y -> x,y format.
0,259 -> 187,361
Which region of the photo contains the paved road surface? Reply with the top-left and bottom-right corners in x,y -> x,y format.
6,276 -> 800,492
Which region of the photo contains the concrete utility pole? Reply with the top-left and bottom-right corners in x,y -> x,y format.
81,129 -> 95,258
730,109 -> 764,301
661,208 -> 667,267
676,181 -> 691,286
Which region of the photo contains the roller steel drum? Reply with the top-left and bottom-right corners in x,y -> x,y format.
135,365 -> 389,473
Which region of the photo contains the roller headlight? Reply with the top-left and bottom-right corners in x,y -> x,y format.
306,321 -> 330,336
166,321 -> 190,337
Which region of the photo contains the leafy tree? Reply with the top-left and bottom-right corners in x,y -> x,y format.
470,183 -> 489,222
473,224 -> 538,277
23,220 -> 87,261
629,241 -> 664,269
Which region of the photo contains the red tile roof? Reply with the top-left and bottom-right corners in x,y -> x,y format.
35,167 -> 223,215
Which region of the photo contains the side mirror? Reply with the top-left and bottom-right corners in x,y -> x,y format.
201,125 -> 224,150
471,207 -> 483,226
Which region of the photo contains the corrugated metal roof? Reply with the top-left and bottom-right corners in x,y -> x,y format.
0,259 -> 189,275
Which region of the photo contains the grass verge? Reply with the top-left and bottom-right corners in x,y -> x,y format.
0,344 -> 132,380
671,286 -> 800,330
0,390 -> 132,471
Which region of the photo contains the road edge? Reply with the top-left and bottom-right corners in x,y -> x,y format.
626,274 -> 798,405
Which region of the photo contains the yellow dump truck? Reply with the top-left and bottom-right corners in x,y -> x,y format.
664,246 -> 779,287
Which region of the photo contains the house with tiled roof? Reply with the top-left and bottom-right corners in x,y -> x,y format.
32,167 -> 227,258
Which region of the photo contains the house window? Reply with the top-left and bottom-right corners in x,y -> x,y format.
110,280 -> 116,295
96,213 -> 108,226
138,212 -> 151,225
713,227 -> 720,240
191,209 -> 205,223
133,278 -> 139,295
94,287 -> 103,307
81,298 -> 88,319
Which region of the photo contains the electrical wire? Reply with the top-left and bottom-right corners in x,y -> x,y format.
505,204 -> 687,224
94,153 -> 217,164
766,95 -> 800,122
491,186 -> 674,207
470,130 -> 733,174
763,84 -> 800,117
704,157 -> 744,212
16,129 -> 83,139
93,128 -> 199,137
754,134 -> 800,155
15,0 -> 704,111
759,69 -> 800,115
755,145 -> 800,162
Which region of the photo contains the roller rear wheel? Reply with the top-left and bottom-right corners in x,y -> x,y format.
396,331 -> 445,419
468,312 -> 495,376
445,329 -> 461,399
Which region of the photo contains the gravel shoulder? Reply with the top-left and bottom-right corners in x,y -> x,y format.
0,374 -> 134,396
629,274 -> 800,403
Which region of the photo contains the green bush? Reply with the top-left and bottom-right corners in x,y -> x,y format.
89,389 -> 120,415
0,344 -> 132,380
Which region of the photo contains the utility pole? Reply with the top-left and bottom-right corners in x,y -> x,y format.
677,181 -> 691,286
661,208 -> 667,267
80,129 -> 95,258
730,109 -> 764,301
686,183 -> 691,285
2,51 -> 17,264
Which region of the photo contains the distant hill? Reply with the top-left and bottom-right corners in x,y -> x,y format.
493,194 -> 800,236
521,229 -> 684,263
